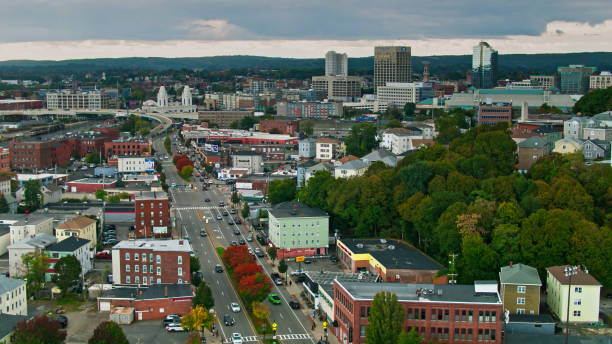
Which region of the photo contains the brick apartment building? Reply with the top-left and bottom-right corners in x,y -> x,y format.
111,239 -> 191,285
333,280 -> 503,344
9,139 -> 72,170
104,140 -> 151,159
259,119 -> 299,135
0,148 -> 10,172
134,191 -> 169,238
477,101 -> 513,126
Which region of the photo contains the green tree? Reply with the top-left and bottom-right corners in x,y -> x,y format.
106,195 -> 120,203
251,301 -> 270,326
458,234 -> 499,283
95,189 -> 107,200
190,256 -> 201,273
231,191 -> 240,205
0,194 -> 9,213
573,86 -> 612,115
53,255 -> 82,297
536,103 -> 563,114
386,119 -> 402,128
366,291 -> 405,344
398,327 -> 423,344
88,321 -> 129,344
278,259 -> 288,274
13,315 -> 66,344
299,120 -> 314,136
345,123 -> 378,156
491,224 -> 521,265
118,192 -> 129,199
84,152 -> 102,164
193,282 -> 215,310
164,136 -> 171,153
267,246 -> 277,263
569,224 -> 612,288
22,251 -> 50,298
267,179 -> 296,205
404,102 -> 416,116
181,165 -> 194,179
23,179 -> 42,209
241,204 -> 250,219
181,305 -> 214,336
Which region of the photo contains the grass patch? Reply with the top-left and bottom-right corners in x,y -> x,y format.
216,247 -> 225,257
56,296 -> 85,311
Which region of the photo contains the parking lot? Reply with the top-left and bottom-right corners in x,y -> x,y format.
122,320 -> 190,344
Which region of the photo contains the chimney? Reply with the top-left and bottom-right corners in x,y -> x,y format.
179,240 -> 183,245
164,286 -> 168,297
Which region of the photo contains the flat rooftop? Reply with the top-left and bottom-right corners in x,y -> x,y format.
134,191 -> 168,200
113,239 -> 190,252
339,238 -> 442,271
268,201 -> 328,218
337,280 -> 501,304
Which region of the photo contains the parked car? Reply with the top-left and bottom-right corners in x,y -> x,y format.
166,323 -> 186,332
228,220 -> 234,225
163,314 -> 182,325
106,274 -> 113,283
255,250 -> 264,258
205,198 -> 210,202
230,302 -> 241,313
239,239 -> 246,245
222,211 -> 229,216
274,277 -> 283,286
223,314 -> 235,326
289,300 -> 300,309
304,258 -> 312,264
230,209 -> 236,214
233,229 -> 240,235
246,234 -> 253,242
193,271 -> 204,281
268,294 -> 282,305
218,201 -> 225,207
95,251 -> 111,259
55,315 -> 68,328
234,218 -> 241,225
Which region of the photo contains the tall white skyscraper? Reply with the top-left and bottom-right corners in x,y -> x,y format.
472,42 -> 498,89
325,51 -> 348,76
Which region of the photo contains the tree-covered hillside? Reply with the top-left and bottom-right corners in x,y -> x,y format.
298,121 -> 612,287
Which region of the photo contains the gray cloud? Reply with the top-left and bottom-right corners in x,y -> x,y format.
0,0 -> 611,42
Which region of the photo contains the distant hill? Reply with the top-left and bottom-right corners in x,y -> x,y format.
1,52 -> 612,77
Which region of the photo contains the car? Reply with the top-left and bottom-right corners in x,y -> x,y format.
223,314 -> 235,326
304,258 -> 312,264
228,220 -> 234,225
330,256 -> 338,263
163,314 -> 182,325
255,250 -> 264,258
95,251 -> 111,259
166,323 -> 186,332
193,271 -> 204,281
230,209 -> 236,214
230,241 -> 238,246
106,274 -> 113,283
217,215 -> 222,220
81,166 -> 88,170
171,183 -> 176,188
274,277 -> 283,286
55,315 -> 68,328
204,198 -> 210,202
230,302 -> 241,313
246,234 -> 253,242
234,218 -> 241,224
218,201 -> 225,207
200,230 -> 207,237
233,229 -> 240,235
215,264 -> 223,273
270,272 -> 280,280
222,211 -> 229,216
268,294 -> 282,305
231,333 -> 243,344
289,300 -> 300,309
103,239 -> 118,246
200,178 -> 204,182
239,239 -> 246,245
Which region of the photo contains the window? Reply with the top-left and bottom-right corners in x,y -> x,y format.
360,325 -> 366,337
134,253 -> 139,261
126,265 -> 130,272
157,267 -> 161,275
573,310 -> 581,317
150,276 -> 154,284
156,255 -> 161,263
517,297 -> 525,305
150,265 -> 153,273
573,299 -> 582,305
517,286 -> 526,293
135,276 -> 139,283
126,276 -> 131,283
149,253 -> 153,261
135,265 -> 139,272
125,253 -> 130,260
142,253 -> 146,262
143,265 -> 146,273
178,256 -> 182,264
178,267 -> 183,276
517,308 -> 525,314
574,287 -> 582,293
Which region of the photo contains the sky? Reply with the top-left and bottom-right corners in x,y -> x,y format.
0,0 -> 611,60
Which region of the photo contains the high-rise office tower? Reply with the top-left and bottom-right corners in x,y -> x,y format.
325,51 -> 348,76
374,46 -> 411,91
557,65 -> 597,94
472,42 -> 498,89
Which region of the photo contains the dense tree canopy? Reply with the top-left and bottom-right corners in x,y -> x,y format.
345,123 -> 378,156
573,86 -> 612,115
366,291 -> 405,344
89,321 -> 129,344
297,122 -> 612,287
13,316 -> 66,344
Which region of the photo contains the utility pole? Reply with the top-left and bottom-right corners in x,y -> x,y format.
448,253 -> 458,284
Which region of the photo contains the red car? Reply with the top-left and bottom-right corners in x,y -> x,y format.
95,251 -> 112,259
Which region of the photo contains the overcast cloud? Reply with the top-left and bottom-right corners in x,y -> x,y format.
0,0 -> 610,59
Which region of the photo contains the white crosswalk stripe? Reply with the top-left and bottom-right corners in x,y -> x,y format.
175,206 -> 219,210
222,334 -> 312,343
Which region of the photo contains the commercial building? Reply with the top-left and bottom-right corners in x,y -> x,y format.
117,156 -> 156,173
258,119 -> 298,135
530,75 -> 558,89
477,101 -> 513,126
134,191 -> 169,238
8,139 -> 72,171
0,276 -> 27,315
589,71 -> 612,90
557,65 -> 597,94
198,110 -> 254,128
333,280 -> 502,344
7,233 -> 57,277
268,201 -> 329,258
499,263 -> 542,315
184,127 -> 298,146
315,138 -> 340,161
104,140 -> 151,159
45,237 -> 92,282
376,82 -> 434,107
55,216 -> 97,251
336,238 -> 444,283
97,284 -> 193,321
276,101 -> 342,118
231,151 -> 263,174
374,46 -> 411,91
325,51 -> 348,77
111,239 -> 191,285
67,178 -> 117,193
311,76 -> 362,101
546,265 -> 601,323
446,89 -> 576,111
0,99 -> 43,110
46,90 -> 112,110
472,42 -> 498,89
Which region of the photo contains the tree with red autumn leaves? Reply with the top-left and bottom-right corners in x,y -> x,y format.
223,246 -> 254,269
232,263 -> 262,282
12,315 -> 66,344
175,157 -> 193,172
238,272 -> 272,304
173,154 -> 187,163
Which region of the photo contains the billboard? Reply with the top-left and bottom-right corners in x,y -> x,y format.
144,158 -> 155,172
152,226 -> 168,234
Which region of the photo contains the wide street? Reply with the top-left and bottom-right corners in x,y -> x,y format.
153,136 -> 316,344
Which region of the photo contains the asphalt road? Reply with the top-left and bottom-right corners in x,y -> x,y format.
153,136 -> 316,344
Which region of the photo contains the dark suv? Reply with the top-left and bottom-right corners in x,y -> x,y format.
223,314 -> 235,326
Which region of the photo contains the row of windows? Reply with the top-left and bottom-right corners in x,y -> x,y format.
335,290 -> 353,315
139,220 -> 164,226
139,211 -> 165,217
139,202 -> 165,209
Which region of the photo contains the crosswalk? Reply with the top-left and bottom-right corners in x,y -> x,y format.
222,334 -> 312,343
175,206 -> 220,210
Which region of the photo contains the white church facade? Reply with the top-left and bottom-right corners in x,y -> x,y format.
142,85 -> 196,113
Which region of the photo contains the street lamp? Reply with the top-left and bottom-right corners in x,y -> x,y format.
564,265 -> 579,344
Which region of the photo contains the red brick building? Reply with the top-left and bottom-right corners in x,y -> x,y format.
111,239 -> 191,285
104,140 -> 151,158
0,99 -> 43,110
333,280 -> 503,344
477,102 -> 513,126
67,178 -> 117,193
259,119 -> 299,135
0,148 -> 10,172
9,139 -> 72,170
97,284 -> 193,321
134,191 -> 170,238
433,84 -> 456,97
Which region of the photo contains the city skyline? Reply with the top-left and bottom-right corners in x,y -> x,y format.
0,0 -> 611,60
